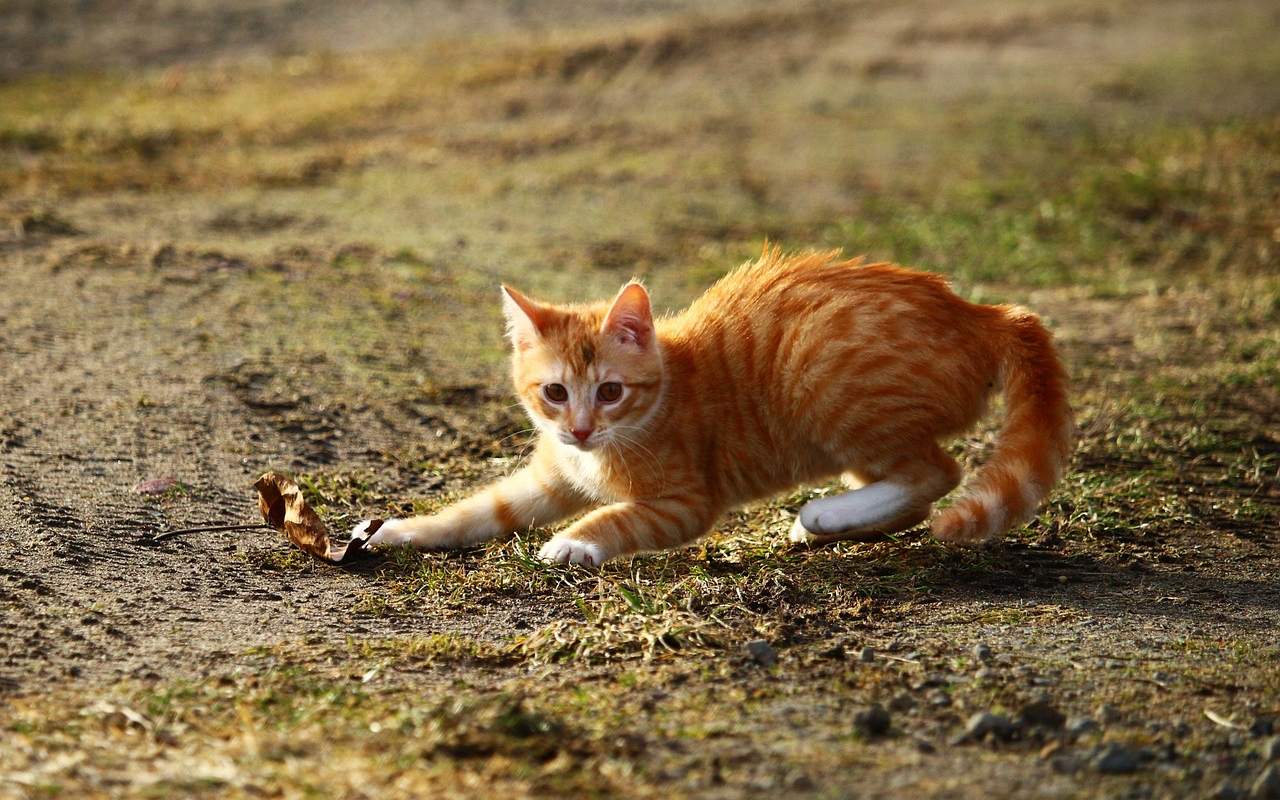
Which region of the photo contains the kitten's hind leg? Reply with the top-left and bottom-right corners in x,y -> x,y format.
788,504 -> 928,546
789,481 -> 921,544
788,445 -> 960,546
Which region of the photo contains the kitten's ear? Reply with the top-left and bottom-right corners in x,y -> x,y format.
602,281 -> 653,349
501,285 -> 547,350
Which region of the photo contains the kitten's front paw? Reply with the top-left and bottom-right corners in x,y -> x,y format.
538,537 -> 609,568
351,518 -> 407,548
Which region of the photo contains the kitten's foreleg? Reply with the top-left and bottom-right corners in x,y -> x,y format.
538,497 -> 715,567
353,460 -> 590,550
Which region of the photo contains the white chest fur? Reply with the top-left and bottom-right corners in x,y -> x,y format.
552,439 -> 617,502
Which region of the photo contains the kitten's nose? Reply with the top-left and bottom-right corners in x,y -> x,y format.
571,427 -> 594,443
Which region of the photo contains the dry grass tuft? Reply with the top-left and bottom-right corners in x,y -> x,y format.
514,595 -> 728,663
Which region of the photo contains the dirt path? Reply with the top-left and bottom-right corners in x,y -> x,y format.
6,215 -> 1273,700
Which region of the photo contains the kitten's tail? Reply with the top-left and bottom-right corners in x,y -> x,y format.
931,308 -> 1075,543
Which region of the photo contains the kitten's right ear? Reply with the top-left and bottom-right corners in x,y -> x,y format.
501,285 -> 546,350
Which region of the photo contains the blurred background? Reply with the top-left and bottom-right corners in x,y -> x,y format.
2,2 -> 1278,797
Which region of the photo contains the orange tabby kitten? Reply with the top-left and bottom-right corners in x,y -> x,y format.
353,248 -> 1073,566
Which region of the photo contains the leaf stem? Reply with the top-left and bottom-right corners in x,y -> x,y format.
152,523 -> 271,541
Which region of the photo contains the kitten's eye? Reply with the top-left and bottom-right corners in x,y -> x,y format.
597,382 -> 623,403
543,383 -> 569,403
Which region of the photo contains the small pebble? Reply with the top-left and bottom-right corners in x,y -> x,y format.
745,639 -> 777,667
888,692 -> 917,713
918,673 -> 949,688
1264,737 -> 1280,763
818,643 -> 845,661
1019,698 -> 1066,730
975,667 -> 997,682
913,736 -> 936,754
973,643 -> 993,662
1064,716 -> 1095,737
1253,765 -> 1280,800
1050,755 -> 1083,774
1092,743 -> 1141,774
962,711 -> 1017,743
853,704 -> 891,737
928,690 -> 952,708
1096,703 -> 1123,724
858,646 -> 876,663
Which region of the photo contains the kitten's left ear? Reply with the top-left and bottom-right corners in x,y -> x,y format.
602,281 -> 653,349
501,284 -> 548,350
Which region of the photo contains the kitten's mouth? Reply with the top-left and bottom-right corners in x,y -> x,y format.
560,434 -> 601,451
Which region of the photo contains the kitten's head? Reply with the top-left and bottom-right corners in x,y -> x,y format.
502,281 -> 664,451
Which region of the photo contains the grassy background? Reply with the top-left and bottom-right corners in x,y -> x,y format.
1,0 -> 1278,797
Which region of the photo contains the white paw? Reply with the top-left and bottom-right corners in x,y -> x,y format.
538,537 -> 609,567
351,518 -> 407,548
798,483 -> 909,535
798,507 -> 847,536
788,515 -> 817,544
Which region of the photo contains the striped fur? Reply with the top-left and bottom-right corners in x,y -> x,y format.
356,248 -> 1074,565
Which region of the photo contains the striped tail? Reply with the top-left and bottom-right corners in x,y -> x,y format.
931,307 -> 1075,543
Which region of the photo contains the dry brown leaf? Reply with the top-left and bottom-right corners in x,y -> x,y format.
254,471 -> 374,564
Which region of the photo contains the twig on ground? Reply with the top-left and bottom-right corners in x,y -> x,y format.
880,654 -> 921,665
152,523 -> 270,541
1204,709 -> 1247,730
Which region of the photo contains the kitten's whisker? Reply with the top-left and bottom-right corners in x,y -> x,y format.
511,438 -> 540,472
608,430 -> 667,493
495,427 -> 537,447
611,433 -> 662,481
610,427 -> 665,475
607,441 -> 636,495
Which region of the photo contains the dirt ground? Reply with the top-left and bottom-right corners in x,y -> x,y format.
1,0 -> 1278,798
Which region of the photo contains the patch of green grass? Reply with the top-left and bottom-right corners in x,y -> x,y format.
823,118 -> 1280,289
1,658 -> 630,798
295,469 -> 384,517
239,546 -> 313,573
515,585 -> 729,664
346,633 -> 509,665
6,618 -> 1280,798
